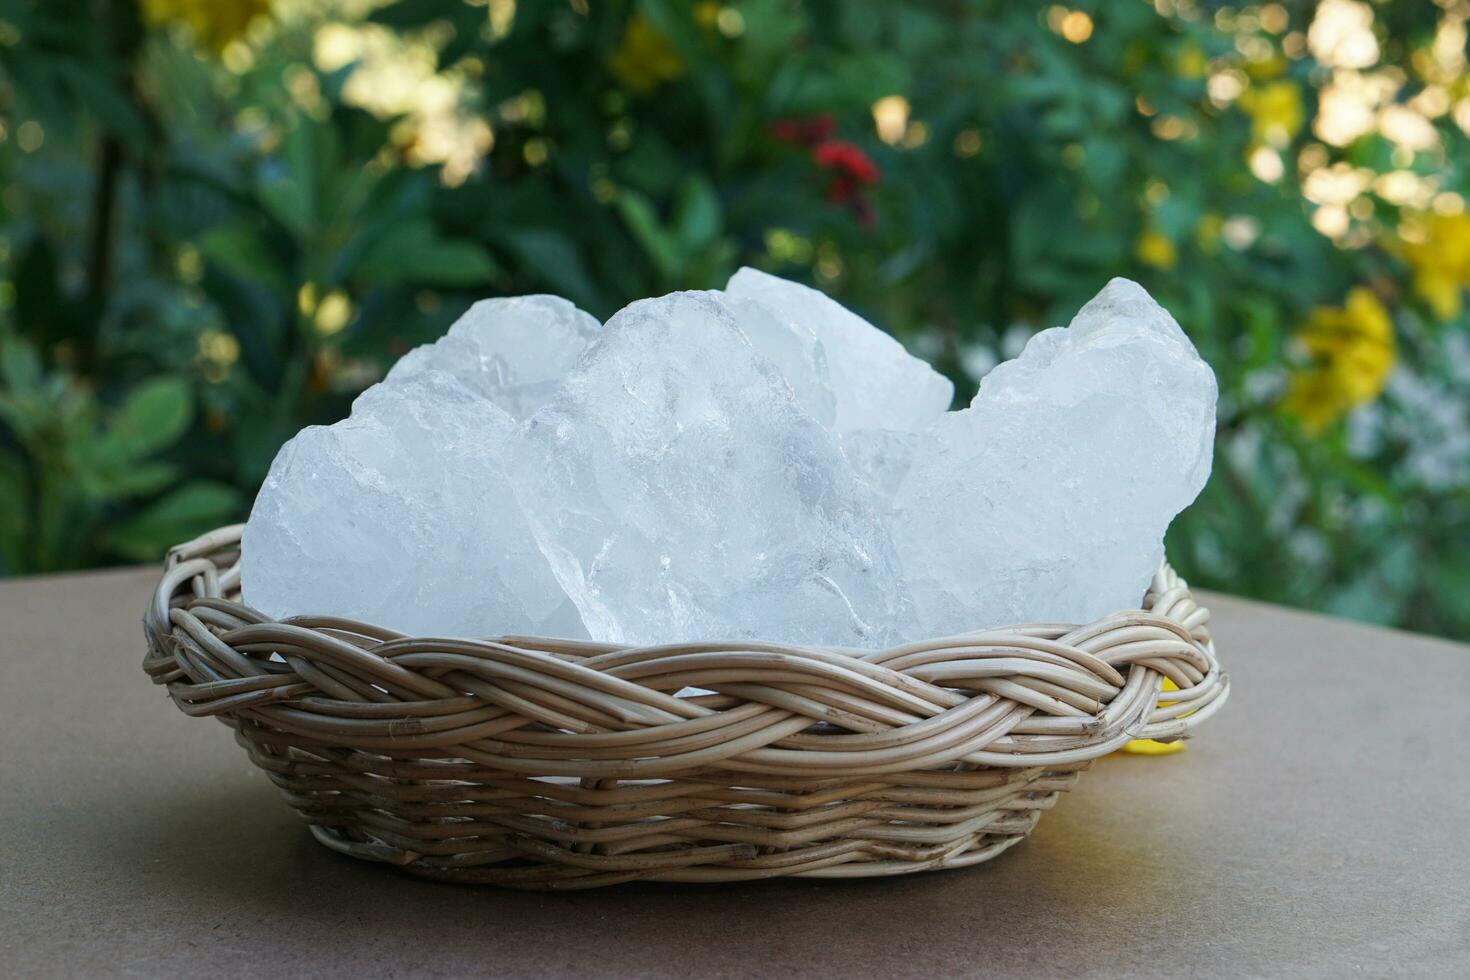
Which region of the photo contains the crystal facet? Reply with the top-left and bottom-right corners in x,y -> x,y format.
890,278 -> 1217,634
511,290 -> 914,647
726,267 -> 954,435
241,372 -> 583,638
385,294 -> 599,420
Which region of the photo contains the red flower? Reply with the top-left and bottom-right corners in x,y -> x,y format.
768,117 -> 881,227
811,140 -> 879,186
768,114 -> 836,146
812,139 -> 880,227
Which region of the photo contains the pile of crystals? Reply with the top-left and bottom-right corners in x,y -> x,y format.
241,272 -> 1216,647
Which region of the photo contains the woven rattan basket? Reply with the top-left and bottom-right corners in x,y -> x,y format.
143,524 -> 1229,889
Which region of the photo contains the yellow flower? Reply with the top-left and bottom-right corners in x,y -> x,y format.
1283,371 -> 1350,433
141,0 -> 270,54
608,14 -> 685,94
1175,43 -> 1208,79
1238,80 -> 1303,148
1121,677 -> 1187,755
693,2 -> 721,30
1195,211 -> 1224,254
1246,54 -> 1289,81
1135,228 -> 1177,270
1283,287 -> 1396,433
1399,212 -> 1470,320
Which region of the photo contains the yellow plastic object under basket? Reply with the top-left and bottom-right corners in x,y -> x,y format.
1120,676 -> 1188,755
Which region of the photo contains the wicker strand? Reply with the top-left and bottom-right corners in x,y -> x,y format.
143,524 -> 1229,889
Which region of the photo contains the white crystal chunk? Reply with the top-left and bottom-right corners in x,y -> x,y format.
725,267 -> 953,435
891,277 -> 1217,634
511,290 -> 913,647
241,372 -> 582,638
242,276 -> 1216,648
725,292 -> 837,428
384,294 -> 599,420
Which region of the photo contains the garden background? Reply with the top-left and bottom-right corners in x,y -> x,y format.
2,0 -> 1469,640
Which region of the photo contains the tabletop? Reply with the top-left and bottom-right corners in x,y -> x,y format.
1,566 -> 1467,979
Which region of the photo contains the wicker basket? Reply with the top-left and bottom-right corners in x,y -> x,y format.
143,524 -> 1229,889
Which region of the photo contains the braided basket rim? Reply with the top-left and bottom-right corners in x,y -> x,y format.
143,524 -> 1230,888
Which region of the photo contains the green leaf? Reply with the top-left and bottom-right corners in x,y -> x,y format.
408,239 -> 502,285
1009,188 -> 1066,270
672,176 -> 723,253
92,461 -> 181,500
234,408 -> 296,487
55,60 -> 148,149
497,229 -> 602,310
615,191 -> 681,281
639,0 -> 709,66
369,0 -> 461,29
1080,137 -> 1126,191
100,377 -> 193,461
0,333 -> 43,391
103,481 -> 243,562
738,0 -> 807,62
353,221 -> 501,286
613,134 -> 683,196
776,51 -> 910,114
12,236 -> 67,349
255,122 -> 324,241
198,222 -> 290,294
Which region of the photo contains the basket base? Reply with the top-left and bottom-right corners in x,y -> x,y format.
241,723 -> 1086,889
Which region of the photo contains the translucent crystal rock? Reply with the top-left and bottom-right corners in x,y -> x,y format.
725,291 -> 836,428
511,290 -> 913,647
891,278 -> 1217,634
241,372 -> 583,638
244,276 -> 1214,649
725,267 -> 953,435
837,427 -> 921,503
384,295 -> 599,420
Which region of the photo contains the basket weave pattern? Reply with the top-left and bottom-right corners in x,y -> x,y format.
143,525 -> 1229,889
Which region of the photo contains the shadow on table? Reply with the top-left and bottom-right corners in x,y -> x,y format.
89,764 -> 1184,977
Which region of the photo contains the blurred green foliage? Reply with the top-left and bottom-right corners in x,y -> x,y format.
1,0 -> 1468,638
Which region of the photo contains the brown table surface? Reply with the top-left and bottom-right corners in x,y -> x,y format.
2,566 -> 1467,978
